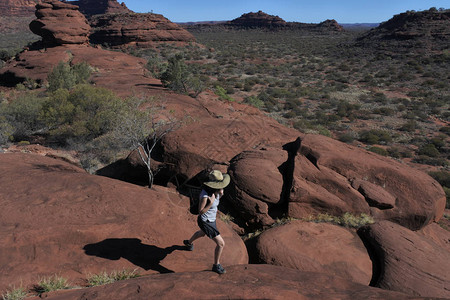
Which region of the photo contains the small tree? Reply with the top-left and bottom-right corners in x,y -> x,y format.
159,54 -> 190,93
113,96 -> 180,188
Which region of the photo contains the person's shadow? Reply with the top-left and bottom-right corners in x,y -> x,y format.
83,238 -> 187,273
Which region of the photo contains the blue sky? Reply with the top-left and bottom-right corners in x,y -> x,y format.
122,0 -> 450,23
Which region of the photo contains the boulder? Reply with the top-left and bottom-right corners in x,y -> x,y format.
228,135 -> 445,230
358,220 -> 450,298
29,0 -> 91,46
28,265 -> 416,300
0,153 -> 248,292
254,220 -> 372,285
298,134 -> 446,230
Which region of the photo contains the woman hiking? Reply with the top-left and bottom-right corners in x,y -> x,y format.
184,170 -> 230,274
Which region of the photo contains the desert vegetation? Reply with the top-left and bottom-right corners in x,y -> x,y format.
0,61 -> 172,173
122,24 -> 449,205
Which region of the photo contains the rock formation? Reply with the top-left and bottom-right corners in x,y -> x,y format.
357,9 -> 450,54
227,135 -> 445,230
184,11 -> 343,32
27,265 -> 416,300
227,10 -> 288,28
0,0 -> 40,17
29,0 -> 91,46
254,221 -> 373,285
63,0 -> 131,17
359,221 -> 450,298
89,12 -> 196,48
0,153 -> 248,292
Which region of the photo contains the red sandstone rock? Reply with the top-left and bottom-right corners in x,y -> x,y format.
0,0 -> 39,17
89,12 -> 196,48
227,135 -> 445,230
254,220 -> 372,285
297,134 -> 446,230
63,0 -> 131,17
28,265 -> 417,300
0,153 -> 248,292
0,44 -> 163,95
358,220 -> 450,298
29,0 -> 91,46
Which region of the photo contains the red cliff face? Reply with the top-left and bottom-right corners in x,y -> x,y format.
29,0 -> 91,46
89,12 -> 196,48
0,0 -> 40,17
357,9 -> 450,53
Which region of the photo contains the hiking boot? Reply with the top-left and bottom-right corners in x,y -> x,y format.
183,240 -> 194,251
212,264 -> 226,274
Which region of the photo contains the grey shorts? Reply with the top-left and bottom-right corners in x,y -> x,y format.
197,216 -> 220,239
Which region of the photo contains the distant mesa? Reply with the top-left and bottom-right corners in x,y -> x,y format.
183,10 -> 344,33
357,8 -> 450,53
227,10 -> 288,28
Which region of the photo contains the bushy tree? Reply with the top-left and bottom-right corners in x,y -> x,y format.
159,54 -> 190,93
40,84 -> 124,144
47,61 -> 92,92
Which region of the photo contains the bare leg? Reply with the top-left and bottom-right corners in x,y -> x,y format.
188,230 -> 205,244
212,234 -> 225,265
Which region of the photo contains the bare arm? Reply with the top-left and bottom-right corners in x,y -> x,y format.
198,193 -> 215,215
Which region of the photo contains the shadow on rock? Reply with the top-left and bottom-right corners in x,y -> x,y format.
83,238 -> 187,273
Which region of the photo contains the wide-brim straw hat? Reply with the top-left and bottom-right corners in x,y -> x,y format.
203,170 -> 230,189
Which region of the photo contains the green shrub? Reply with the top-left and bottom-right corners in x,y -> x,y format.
418,143 -> 440,157
303,212 -> 374,228
368,146 -> 388,156
359,129 -> 392,144
215,86 -> 234,102
47,61 -> 92,92
159,54 -> 190,93
0,93 -> 47,140
1,287 -> 28,300
244,95 -> 264,108
87,269 -> 139,287
40,85 -> 125,144
34,275 -> 69,294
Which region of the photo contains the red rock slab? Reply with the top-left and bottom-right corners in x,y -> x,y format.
255,220 -> 372,285
29,265 -> 418,300
300,134 -> 446,230
358,220 -> 450,298
0,153 -> 248,292
0,44 -> 164,97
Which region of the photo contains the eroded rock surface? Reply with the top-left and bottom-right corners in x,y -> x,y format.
358,220 -> 450,298
254,221 -> 372,285
29,0 -> 91,46
228,135 -> 445,229
30,265 -> 416,300
0,153 -> 248,292
89,12 -> 196,48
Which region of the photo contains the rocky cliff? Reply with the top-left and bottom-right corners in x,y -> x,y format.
89,12 -> 196,48
357,9 -> 450,53
29,0 -> 91,46
0,0 -> 40,17
63,0 -> 131,17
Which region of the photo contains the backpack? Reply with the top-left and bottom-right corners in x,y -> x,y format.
188,186 -> 202,215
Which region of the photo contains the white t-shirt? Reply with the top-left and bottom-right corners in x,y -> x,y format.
199,189 -> 220,222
